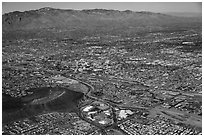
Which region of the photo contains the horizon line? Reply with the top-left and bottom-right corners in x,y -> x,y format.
3,7 -> 202,15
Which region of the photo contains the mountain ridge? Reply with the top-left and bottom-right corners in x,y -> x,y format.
2,7 -> 202,40
3,7 -> 170,15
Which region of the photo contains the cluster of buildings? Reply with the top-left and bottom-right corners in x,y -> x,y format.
2,28 -> 202,135
81,101 -> 113,126
3,112 -> 96,135
119,115 -> 201,135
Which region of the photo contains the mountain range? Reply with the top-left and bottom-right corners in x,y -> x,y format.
2,7 -> 202,40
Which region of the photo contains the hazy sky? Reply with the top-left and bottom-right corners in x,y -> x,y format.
2,2 -> 202,14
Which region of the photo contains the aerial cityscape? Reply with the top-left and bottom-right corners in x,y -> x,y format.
2,2 -> 202,135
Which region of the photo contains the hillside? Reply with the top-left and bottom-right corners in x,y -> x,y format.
2,7 -> 202,40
